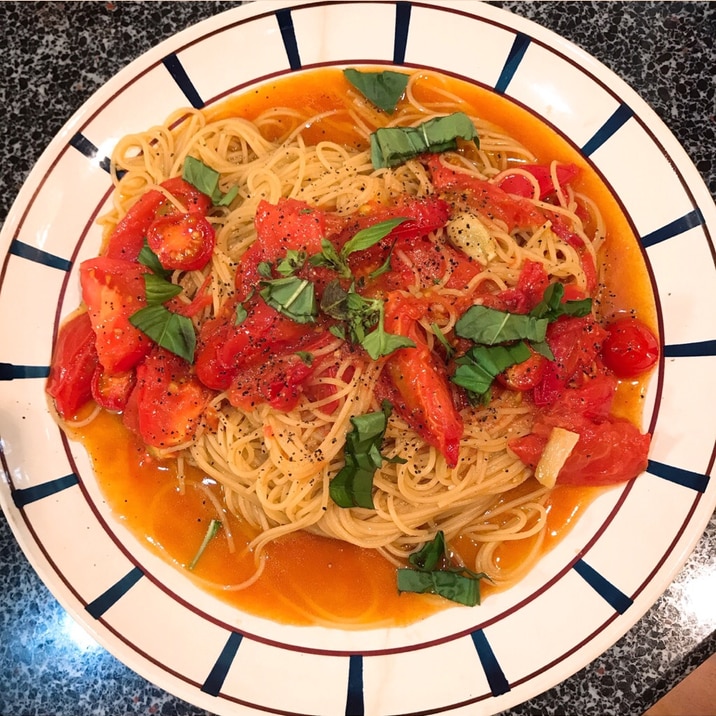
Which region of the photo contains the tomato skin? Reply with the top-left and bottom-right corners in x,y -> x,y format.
228,354 -> 315,412
509,373 -> 649,486
147,212 -> 216,271
104,178 -> 212,262
498,352 -> 548,391
46,311 -> 99,419
91,366 -> 136,412
498,163 -> 580,200
237,198 -> 329,298
601,317 -> 659,378
509,416 -> 650,486
383,294 -> 463,467
126,347 -> 211,449
195,297 -> 314,391
80,257 -> 152,374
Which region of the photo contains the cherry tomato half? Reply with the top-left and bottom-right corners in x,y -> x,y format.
147,212 -> 216,271
601,317 -> 659,378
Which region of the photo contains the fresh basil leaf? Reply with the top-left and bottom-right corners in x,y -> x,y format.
431,322 -> 455,358
362,325 -> 415,360
343,68 -> 409,114
530,282 -> 592,321
276,249 -> 307,277
452,342 -> 532,396
295,351 -> 313,365
330,401 -> 396,509
234,302 -> 248,326
188,518 -> 222,571
529,339 -> 555,361
309,239 -> 351,278
408,531 -> 446,572
182,155 -> 237,207
455,304 -> 548,345
138,242 -> 170,278
143,273 -> 183,304
257,261 -> 273,279
370,112 -> 479,169
259,276 -> 317,324
341,217 -> 409,256
396,568 -> 481,606
130,304 -> 196,362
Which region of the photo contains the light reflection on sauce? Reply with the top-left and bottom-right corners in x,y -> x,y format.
71,68 -> 655,627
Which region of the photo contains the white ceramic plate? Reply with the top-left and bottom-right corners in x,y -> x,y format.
1,2 -> 714,714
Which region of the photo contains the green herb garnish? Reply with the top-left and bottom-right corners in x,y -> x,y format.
320,281 -> 414,359
143,272 -> 183,304
370,112 -> 479,169
396,531 -> 488,606
309,217 -> 410,278
454,305 -> 549,345
188,518 -> 222,570
343,68 -> 409,114
452,342 -> 532,397
259,276 -> 317,324
182,156 -> 238,207
329,401 -> 404,508
129,304 -> 196,363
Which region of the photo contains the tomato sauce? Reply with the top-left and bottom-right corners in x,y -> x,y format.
73,68 -> 655,626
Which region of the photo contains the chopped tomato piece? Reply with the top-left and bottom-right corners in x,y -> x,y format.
126,347 -> 211,449
147,212 -> 216,271
80,257 -> 152,374
601,317 -> 659,378
509,416 -> 650,486
383,294 -> 463,467
236,198 -> 329,299
498,351 -> 548,391
46,311 -> 98,419
228,353 -> 315,412
91,366 -> 136,412
195,296 -> 315,391
424,154 -> 545,230
498,163 -> 580,200
104,177 -> 211,262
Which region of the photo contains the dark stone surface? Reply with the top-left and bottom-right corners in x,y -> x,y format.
0,2 -> 713,715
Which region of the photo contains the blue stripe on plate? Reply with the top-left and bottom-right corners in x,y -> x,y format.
12,473 -> 79,508
9,239 -> 71,271
664,339 -> 716,358
573,559 -> 632,614
345,654 -> 365,716
201,632 -> 243,696
647,459 -> 710,493
0,363 -> 50,381
85,566 -> 144,619
470,629 -> 510,696
393,1 -> 411,64
162,53 -> 205,108
494,33 -> 530,94
640,208 -> 705,248
68,132 -> 113,174
580,103 -> 634,156
276,8 -> 301,70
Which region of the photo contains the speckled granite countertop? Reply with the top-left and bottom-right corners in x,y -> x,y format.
0,2 -> 714,715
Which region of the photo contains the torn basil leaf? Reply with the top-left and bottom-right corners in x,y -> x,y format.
330,401 -> 403,508
452,342 -> 532,396
343,68 -> 409,114
530,282 -> 592,321
370,112 -> 479,169
143,273 -> 183,304
182,155 -> 238,207
129,304 -> 196,363
188,518 -> 222,570
259,276 -> 317,324
454,304 -> 549,345
396,531 -> 488,606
